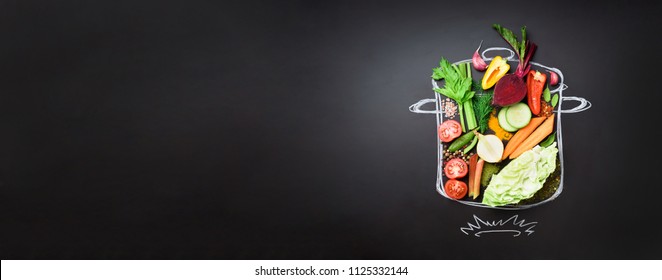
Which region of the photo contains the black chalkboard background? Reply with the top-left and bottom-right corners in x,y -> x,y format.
1,0 -> 660,259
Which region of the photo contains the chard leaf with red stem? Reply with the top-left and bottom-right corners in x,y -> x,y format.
492,24 -> 537,78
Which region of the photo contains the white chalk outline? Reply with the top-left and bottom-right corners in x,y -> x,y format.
460,214 -> 537,237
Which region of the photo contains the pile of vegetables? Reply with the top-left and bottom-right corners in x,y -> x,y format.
433,24 -> 564,207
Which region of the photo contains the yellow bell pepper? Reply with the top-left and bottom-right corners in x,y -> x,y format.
481,56 -> 510,90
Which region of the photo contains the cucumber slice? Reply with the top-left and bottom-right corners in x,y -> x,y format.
497,107 -> 518,132
505,103 -> 532,129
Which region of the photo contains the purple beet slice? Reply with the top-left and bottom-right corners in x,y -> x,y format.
492,74 -> 527,107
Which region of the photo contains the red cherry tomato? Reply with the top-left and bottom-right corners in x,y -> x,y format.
438,120 -> 462,142
444,179 -> 468,200
444,158 -> 468,179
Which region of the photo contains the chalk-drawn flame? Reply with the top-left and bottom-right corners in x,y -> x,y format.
460,215 -> 537,237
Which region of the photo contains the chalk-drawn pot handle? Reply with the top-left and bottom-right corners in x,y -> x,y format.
409,98 -> 439,114
481,47 -> 516,61
560,96 -> 592,113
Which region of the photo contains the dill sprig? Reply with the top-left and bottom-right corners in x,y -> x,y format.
472,80 -> 494,133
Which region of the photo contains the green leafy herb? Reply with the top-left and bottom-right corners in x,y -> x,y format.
431,67 -> 444,80
432,58 -> 476,132
543,86 -> 551,102
471,80 -> 488,95
472,81 -> 493,133
551,93 -> 559,107
432,58 -> 474,103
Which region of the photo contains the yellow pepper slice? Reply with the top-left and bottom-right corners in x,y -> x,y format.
481,56 -> 510,90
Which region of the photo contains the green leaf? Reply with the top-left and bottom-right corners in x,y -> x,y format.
551,94 -> 559,107
540,132 -> 556,148
435,88 -> 459,100
439,58 -> 458,80
493,24 -> 521,57
459,78 -> 472,92
462,90 -> 475,103
543,86 -> 551,102
432,67 -> 444,80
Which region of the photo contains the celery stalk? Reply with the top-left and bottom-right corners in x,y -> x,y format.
464,100 -> 477,131
457,63 -> 468,131
463,63 -> 478,131
458,104 -> 466,132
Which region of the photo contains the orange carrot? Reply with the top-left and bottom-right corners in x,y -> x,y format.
509,114 -> 555,159
472,159 -> 484,199
467,154 -> 478,199
501,116 -> 546,160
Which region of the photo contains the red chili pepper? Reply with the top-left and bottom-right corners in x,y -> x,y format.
526,70 -> 547,115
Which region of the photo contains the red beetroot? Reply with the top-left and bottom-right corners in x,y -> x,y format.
492,74 -> 526,106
